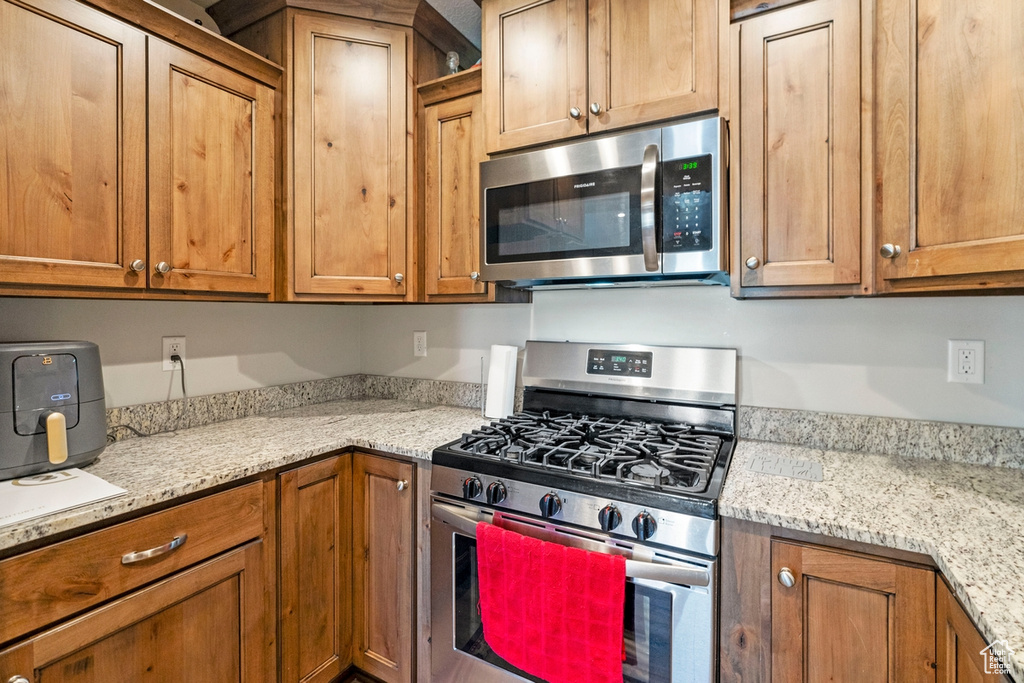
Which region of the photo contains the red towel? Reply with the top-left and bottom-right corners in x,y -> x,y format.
476,521 -> 626,683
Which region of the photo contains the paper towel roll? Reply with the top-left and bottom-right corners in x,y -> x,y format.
485,345 -> 518,419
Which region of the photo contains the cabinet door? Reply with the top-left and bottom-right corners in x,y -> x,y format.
588,0 -> 718,134
772,540 -> 935,682
292,15 -> 409,297
0,0 -> 147,289
352,453 -> 415,683
876,0 -> 1024,290
424,90 -> 488,299
937,580 -> 1013,683
483,0 -> 588,152
147,39 -> 275,295
735,0 -> 862,290
0,542 -> 269,683
279,455 -> 353,683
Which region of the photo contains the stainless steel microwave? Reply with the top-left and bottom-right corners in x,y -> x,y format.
480,116 -> 728,289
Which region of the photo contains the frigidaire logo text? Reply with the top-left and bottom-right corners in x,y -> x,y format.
573,182 -> 596,189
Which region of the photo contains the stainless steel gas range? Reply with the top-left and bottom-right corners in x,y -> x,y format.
430,341 -> 737,683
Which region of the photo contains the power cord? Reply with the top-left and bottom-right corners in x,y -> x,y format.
105,354 -> 189,443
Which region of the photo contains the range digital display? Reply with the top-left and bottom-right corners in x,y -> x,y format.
586,349 -> 653,377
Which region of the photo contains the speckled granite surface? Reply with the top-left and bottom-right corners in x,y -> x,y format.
723,440 -> 1024,681
739,405 -> 1024,469
4,398 -> 486,553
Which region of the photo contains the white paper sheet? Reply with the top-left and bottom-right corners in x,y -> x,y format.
0,468 -> 126,528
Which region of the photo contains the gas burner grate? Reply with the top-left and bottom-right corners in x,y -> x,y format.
451,410 -> 723,494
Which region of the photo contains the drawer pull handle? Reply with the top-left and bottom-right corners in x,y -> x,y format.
121,534 -> 188,565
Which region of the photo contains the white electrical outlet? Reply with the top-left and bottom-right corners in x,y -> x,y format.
162,336 -> 186,371
413,331 -> 427,357
947,340 -> 984,384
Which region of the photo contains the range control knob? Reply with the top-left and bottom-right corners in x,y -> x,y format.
462,477 -> 482,500
486,481 -> 507,505
539,493 -> 562,518
632,511 -> 658,541
598,505 -> 622,532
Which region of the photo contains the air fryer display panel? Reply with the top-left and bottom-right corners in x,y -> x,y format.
13,354 -> 80,435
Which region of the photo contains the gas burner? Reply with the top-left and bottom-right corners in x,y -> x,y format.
628,461 -> 669,484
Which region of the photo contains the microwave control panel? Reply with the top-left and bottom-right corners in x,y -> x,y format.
586,349 -> 653,377
662,153 -> 713,252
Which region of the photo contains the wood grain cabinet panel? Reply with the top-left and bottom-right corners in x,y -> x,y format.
352,452 -> 415,683
771,540 -> 936,683
292,14 -> 409,297
732,0 -> 866,295
279,455 -> 353,683
876,0 -> 1024,291
937,579 -> 1013,683
0,0 -> 147,289
483,0 -> 720,153
0,542 -> 268,683
148,39 -> 275,295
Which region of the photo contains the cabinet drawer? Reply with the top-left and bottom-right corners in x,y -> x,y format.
0,482 -> 264,645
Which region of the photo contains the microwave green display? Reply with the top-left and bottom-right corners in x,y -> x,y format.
677,160 -> 699,171
611,355 -> 628,363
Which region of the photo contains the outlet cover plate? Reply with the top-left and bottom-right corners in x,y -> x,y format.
947,339 -> 984,384
162,336 -> 186,372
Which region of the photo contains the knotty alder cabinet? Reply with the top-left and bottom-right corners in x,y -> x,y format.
277,452 -> 416,683
0,482 -> 273,683
720,518 -> 1012,682
482,0 -> 725,153
0,0 -> 278,299
211,0 -> 478,302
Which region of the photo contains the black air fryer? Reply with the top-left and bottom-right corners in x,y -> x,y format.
0,341 -> 107,480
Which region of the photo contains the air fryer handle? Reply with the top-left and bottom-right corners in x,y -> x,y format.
43,411 -> 68,465
640,143 -> 660,272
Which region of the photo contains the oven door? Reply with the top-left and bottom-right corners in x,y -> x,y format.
430,499 -> 716,683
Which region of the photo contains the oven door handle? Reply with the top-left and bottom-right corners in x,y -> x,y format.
432,501 -> 710,588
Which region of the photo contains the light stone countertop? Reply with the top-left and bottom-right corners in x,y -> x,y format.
2,398 -> 1021,679
724,440 -> 1024,682
0,398 -> 487,553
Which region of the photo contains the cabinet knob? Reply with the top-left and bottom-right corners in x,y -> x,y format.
569,106 -> 583,120
396,479 -> 409,491
590,102 -> 603,115
394,273 -> 404,283
8,677 -> 30,683
879,243 -> 902,259
470,271 -> 480,281
129,259 -> 146,272
778,567 -> 796,588
745,256 -> 761,270
154,261 -> 172,274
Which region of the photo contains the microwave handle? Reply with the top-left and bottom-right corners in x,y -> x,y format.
640,143 -> 660,272
432,500 -> 710,588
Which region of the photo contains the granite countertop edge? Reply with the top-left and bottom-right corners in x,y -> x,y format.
723,439 -> 1024,682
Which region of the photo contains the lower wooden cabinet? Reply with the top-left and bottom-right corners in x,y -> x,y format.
352,452 -> 416,683
279,454 -> 353,683
722,518 -> 1016,683
771,539 -> 936,682
937,579 -> 1013,683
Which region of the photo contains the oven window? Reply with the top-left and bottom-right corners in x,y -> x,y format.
485,166 -> 643,264
453,534 -> 674,683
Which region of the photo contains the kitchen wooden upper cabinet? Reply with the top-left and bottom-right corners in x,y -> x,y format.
148,39 -> 275,295
0,0 -> 147,290
0,0 -> 280,299
875,0 -> 1024,292
292,14 -> 410,298
0,542 -> 268,683
352,452 -> 415,683
731,0 -> 869,297
279,455 -> 353,683
771,540 -> 936,682
482,0 -> 722,153
937,579 -> 1013,683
